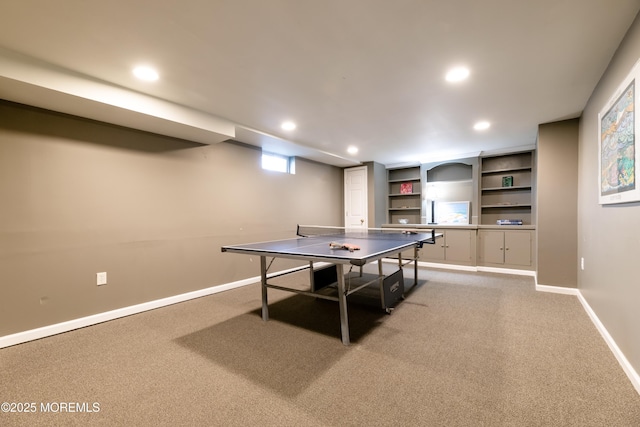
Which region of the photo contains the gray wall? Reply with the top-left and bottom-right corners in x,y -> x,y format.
537,119 -> 579,287
0,100 -> 343,337
365,161 -> 387,228
578,14 -> 640,376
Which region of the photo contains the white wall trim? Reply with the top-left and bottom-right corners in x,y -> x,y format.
536,281 -> 639,394
419,261 -> 478,272
0,264 -> 328,350
0,278 -> 254,349
477,266 -> 537,277
576,290 -> 640,395
3,262 -> 640,396
404,260 -> 538,276
535,283 -> 579,295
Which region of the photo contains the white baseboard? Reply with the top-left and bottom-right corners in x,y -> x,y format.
419,261 -> 478,272
0,278 -> 255,349
535,284 -> 579,295
576,291 -> 640,395
4,264 -> 640,397
0,264 -> 327,350
417,261 -> 536,277
477,265 -> 537,277
536,282 -> 640,395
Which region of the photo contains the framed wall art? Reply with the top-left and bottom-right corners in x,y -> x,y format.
598,59 -> 640,204
436,201 -> 471,225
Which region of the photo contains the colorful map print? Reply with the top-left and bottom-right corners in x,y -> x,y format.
600,81 -> 635,196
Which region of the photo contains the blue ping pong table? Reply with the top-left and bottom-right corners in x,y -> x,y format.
221,225 -> 438,345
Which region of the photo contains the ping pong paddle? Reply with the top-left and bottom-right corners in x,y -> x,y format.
329,242 -> 361,252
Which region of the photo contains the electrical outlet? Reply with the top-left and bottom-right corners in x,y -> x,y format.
97,272 -> 107,286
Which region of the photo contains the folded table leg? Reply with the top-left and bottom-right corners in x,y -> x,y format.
414,246 -> 419,284
336,264 -> 350,345
261,256 -> 269,321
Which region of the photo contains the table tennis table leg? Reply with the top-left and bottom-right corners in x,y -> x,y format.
414,246 -> 419,285
260,256 -> 269,321
336,264 -> 350,345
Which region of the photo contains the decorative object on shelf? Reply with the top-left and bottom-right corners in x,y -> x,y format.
398,218 -> 409,224
598,59 -> 640,205
437,201 -> 471,225
400,182 -> 413,194
502,176 -> 513,187
496,219 -> 523,225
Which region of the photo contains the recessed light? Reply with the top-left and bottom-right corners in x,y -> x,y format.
347,146 -> 358,155
474,121 -> 491,131
445,66 -> 470,83
281,121 -> 296,131
133,66 -> 159,81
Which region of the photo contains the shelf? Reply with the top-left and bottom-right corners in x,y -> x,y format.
388,178 -> 420,183
387,165 -> 422,224
389,192 -> 421,197
481,204 -> 532,209
480,151 -> 534,225
481,166 -> 532,175
481,185 -> 531,192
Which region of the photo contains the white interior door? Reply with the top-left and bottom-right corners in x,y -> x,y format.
344,166 -> 368,229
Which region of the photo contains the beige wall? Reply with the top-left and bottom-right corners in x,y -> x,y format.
0,100 -> 343,337
578,14 -> 640,375
537,119 -> 579,287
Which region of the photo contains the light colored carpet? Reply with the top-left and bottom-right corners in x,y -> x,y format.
1,267 -> 639,426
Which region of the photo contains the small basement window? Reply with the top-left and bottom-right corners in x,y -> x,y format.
262,152 -> 295,174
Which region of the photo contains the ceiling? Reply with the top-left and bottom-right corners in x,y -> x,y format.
1,1 -> 639,167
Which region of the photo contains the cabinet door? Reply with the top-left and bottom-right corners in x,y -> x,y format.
504,231 -> 531,266
479,230 -> 505,264
422,229 -> 445,261
444,229 -> 472,263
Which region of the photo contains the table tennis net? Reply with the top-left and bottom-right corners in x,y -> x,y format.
296,225 -> 435,240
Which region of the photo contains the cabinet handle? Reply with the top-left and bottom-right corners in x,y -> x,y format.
505,247 -> 509,251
